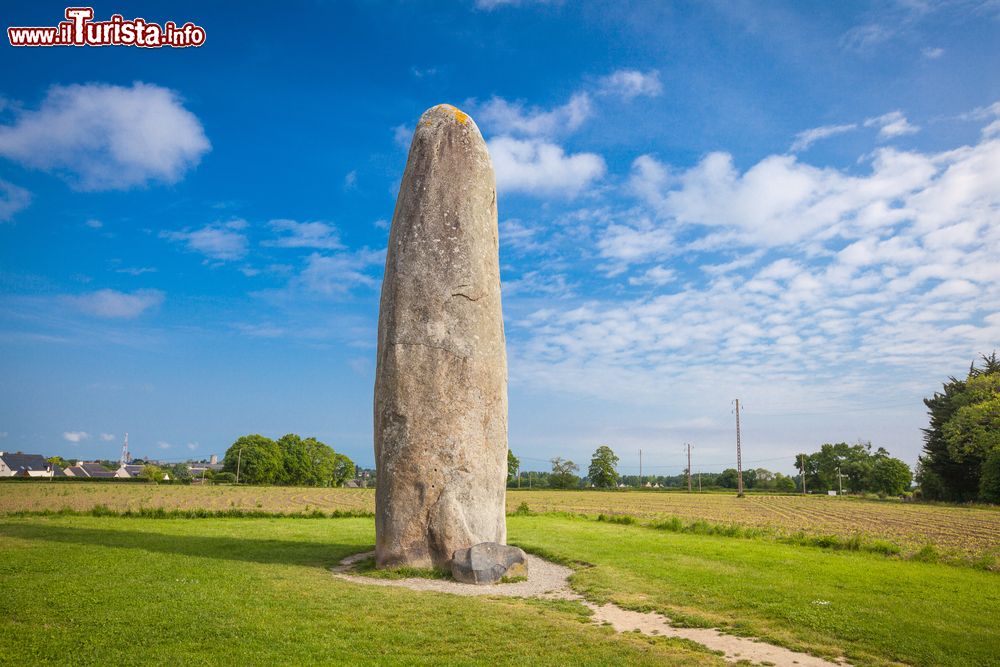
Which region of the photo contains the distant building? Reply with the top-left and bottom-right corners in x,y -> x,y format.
115,464 -> 146,478
64,462 -> 116,478
188,463 -> 224,478
0,452 -> 64,477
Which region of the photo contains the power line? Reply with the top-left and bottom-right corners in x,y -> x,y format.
686,443 -> 692,492
734,398 -> 744,497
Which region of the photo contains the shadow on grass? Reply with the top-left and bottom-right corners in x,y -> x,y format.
0,521 -> 371,568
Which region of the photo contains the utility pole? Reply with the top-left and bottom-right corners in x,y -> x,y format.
517,465 -> 521,489
235,445 -> 243,485
734,399 -> 744,497
686,443 -> 692,492
638,449 -> 643,488
837,466 -> 843,496
698,472 -> 702,492
800,454 -> 806,494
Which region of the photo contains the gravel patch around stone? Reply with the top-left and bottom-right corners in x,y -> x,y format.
331,550 -> 574,597
331,550 -> 849,666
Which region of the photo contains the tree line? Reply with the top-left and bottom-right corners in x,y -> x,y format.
793,442 -> 912,496
222,433 -> 356,486
508,443 -> 909,494
918,353 -> 1000,503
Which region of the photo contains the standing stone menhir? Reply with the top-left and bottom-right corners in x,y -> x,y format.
374,104 -> 508,571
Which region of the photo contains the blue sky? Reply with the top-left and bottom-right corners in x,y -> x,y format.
1,1 -> 998,475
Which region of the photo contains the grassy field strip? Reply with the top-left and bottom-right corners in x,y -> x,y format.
0,516 -> 723,666
3,484 -> 999,559
508,515 -> 1000,667
2,511 -> 998,666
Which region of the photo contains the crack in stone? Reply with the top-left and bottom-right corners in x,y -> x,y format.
391,340 -> 468,360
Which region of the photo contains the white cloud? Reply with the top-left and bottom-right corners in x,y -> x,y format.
0,179 -> 31,222
628,154 -> 673,209
502,270 -> 573,297
235,323 -> 286,338
629,147 -> 938,246
187,442 -> 198,451
790,123 -> 858,152
840,24 -> 894,52
264,219 -> 342,250
0,82 -> 209,190
597,220 -> 674,266
922,46 -> 944,59
474,0 -> 557,10
957,101 -> 1000,122
63,431 -> 89,443
161,220 -> 248,261
475,93 -> 591,137
489,136 -> 605,196
69,289 -> 165,319
100,433 -> 115,441
344,170 -> 357,189
411,66 -> 438,78
84,218 -> 103,229
393,124 -> 413,148
598,70 -> 663,100
157,441 -> 171,449
865,111 -> 919,140
500,219 -> 546,254
509,114 -> 1000,436
297,248 -> 386,295
627,265 -> 677,286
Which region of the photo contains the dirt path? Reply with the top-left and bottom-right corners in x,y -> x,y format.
331,551 -> 575,598
584,602 -> 846,666
331,551 -> 847,666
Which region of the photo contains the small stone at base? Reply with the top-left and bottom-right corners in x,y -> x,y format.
451,542 -> 528,585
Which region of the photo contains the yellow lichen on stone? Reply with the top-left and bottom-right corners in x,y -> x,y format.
432,104 -> 469,124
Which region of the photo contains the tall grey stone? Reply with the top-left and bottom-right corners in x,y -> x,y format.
374,104 -> 507,569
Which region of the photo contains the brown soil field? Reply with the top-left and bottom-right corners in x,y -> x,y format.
510,489 -> 1000,559
2,483 -> 997,560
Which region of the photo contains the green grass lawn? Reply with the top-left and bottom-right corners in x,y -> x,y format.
508,515 -> 1000,667
1,514 -> 997,666
0,516 -> 719,666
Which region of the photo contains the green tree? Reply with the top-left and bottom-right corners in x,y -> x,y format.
979,449 -> 1000,504
754,468 -> 775,489
942,373 -> 1000,463
141,464 -> 166,482
332,453 -> 356,487
920,353 -> 1000,501
870,457 -> 912,496
46,455 -> 72,468
277,433 -> 310,485
168,463 -> 191,481
774,474 -> 796,492
277,434 -> 340,486
549,457 -> 580,489
587,445 -> 619,488
223,434 -> 283,485
717,468 -> 739,488
507,449 -> 519,482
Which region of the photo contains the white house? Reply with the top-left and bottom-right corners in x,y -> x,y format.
0,452 -> 63,477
